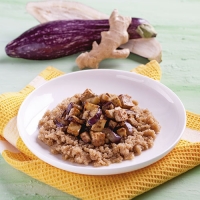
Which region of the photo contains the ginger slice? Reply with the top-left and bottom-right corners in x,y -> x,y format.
76,9 -> 131,69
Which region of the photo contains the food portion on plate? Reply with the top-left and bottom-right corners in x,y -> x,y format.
38,88 -> 161,167
17,69 -> 186,174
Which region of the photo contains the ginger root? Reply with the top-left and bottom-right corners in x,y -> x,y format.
76,9 -> 131,69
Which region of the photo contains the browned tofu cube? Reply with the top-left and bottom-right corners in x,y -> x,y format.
73,103 -> 83,110
80,131 -> 91,143
117,127 -> 127,137
108,120 -> 117,129
69,95 -> 81,104
84,102 -> 99,111
105,109 -> 115,119
69,107 -> 81,116
80,89 -> 96,102
110,95 -> 122,107
100,93 -> 111,102
119,94 -> 135,109
114,109 -> 128,122
90,131 -> 105,147
85,96 -> 100,105
67,122 -> 81,136
91,119 -> 107,131
82,110 -> 90,120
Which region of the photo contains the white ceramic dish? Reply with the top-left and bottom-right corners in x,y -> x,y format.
17,69 -> 186,175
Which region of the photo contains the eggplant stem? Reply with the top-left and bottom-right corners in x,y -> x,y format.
136,24 -> 157,38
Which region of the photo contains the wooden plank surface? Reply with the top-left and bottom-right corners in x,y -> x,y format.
0,0 -> 200,199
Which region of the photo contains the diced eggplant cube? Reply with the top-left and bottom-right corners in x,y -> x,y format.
66,115 -> 84,124
102,128 -> 121,143
91,119 -> 107,131
119,94 -> 135,109
102,101 -> 115,112
89,107 -> 99,118
67,122 -> 81,136
124,122 -> 133,135
90,131 -> 105,147
86,108 -> 102,126
80,131 -> 91,143
114,109 -> 128,122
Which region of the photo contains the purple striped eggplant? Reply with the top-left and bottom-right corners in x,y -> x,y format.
5,19 -> 157,60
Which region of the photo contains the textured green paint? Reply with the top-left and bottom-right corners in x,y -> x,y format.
0,0 -> 200,199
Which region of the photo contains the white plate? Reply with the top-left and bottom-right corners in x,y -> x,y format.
17,69 -> 186,175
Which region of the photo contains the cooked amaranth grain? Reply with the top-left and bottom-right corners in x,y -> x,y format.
38,89 -> 161,167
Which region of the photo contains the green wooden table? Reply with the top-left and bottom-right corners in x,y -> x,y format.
0,0 -> 200,199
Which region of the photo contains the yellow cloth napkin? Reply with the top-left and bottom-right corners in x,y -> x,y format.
0,60 -> 200,200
